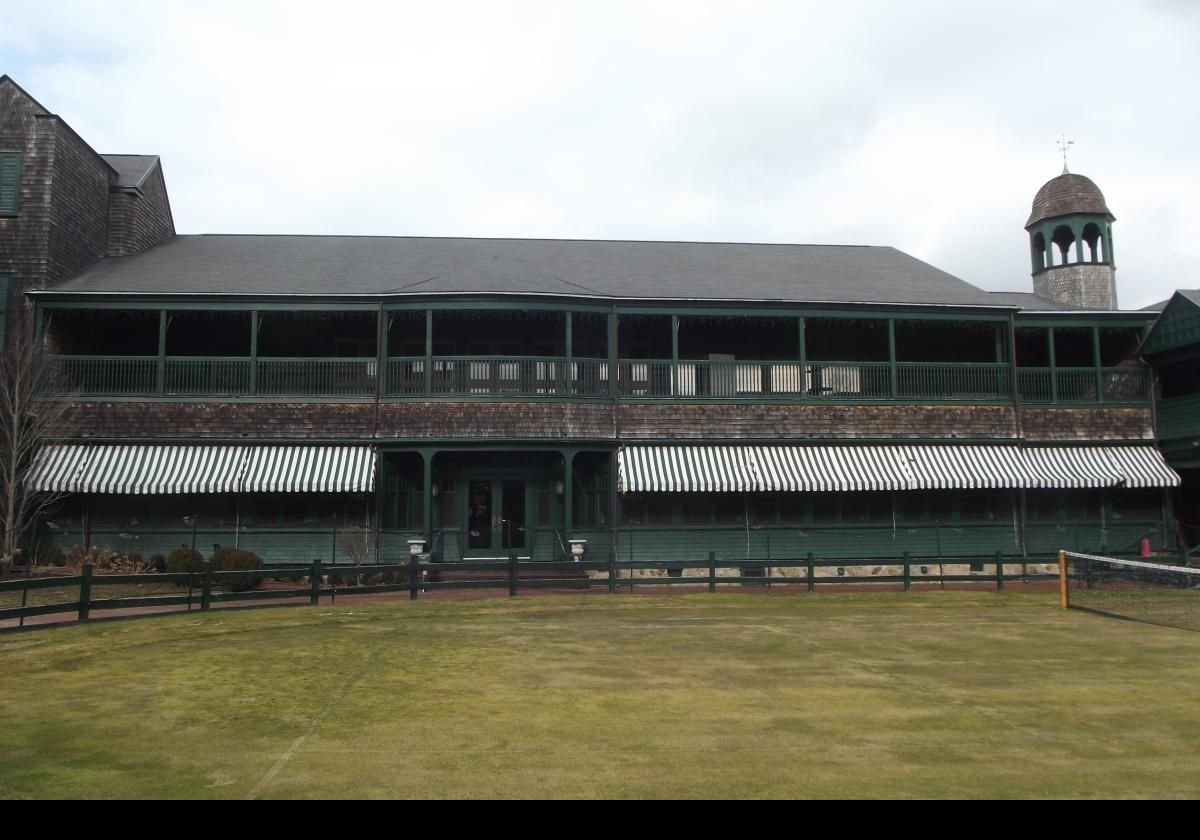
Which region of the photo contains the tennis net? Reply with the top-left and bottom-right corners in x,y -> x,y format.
1062,551 -> 1200,632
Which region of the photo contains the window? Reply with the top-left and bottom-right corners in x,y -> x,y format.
0,152 -> 21,216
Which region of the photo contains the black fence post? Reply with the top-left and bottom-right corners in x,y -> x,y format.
995,551 -> 1005,591
807,552 -> 815,593
310,558 -> 321,606
508,552 -> 518,598
608,544 -> 617,595
903,552 -> 912,593
201,559 -> 213,611
708,551 -> 716,593
409,554 -> 419,601
78,564 -> 93,622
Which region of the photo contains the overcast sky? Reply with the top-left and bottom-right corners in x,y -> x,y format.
3,1 -> 1198,308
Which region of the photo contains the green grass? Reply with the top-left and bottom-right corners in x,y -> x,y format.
2,590 -> 1199,799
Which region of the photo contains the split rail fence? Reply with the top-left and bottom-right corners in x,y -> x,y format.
0,551 -> 1083,632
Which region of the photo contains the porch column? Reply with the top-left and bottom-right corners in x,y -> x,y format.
1047,327 -> 1057,403
421,448 -> 435,547
156,310 -> 167,394
671,315 -> 680,398
423,310 -> 433,395
798,316 -> 806,399
1092,326 -> 1104,403
608,449 -> 619,565
887,318 -> 898,397
249,311 -> 259,395
378,308 -> 389,398
563,449 -> 575,540
564,311 -> 573,396
607,310 -> 618,399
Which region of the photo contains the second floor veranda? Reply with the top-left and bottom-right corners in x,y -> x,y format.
36,303 -> 1152,406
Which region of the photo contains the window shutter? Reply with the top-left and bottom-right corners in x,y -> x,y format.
0,152 -> 22,216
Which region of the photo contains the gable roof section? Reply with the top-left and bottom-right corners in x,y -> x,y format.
1140,290 -> 1200,358
102,154 -> 160,190
41,234 -> 1004,306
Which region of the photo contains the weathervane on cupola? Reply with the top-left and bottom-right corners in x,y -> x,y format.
1024,136 -> 1119,309
1057,135 -> 1074,175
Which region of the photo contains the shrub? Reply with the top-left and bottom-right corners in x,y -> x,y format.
165,547 -> 204,576
211,548 -> 264,592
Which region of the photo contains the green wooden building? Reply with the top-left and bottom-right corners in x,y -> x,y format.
1,76 -> 1182,572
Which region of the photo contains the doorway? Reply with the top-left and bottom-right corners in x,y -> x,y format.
465,478 -> 528,556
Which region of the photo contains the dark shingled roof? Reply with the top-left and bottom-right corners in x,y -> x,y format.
1142,290 -> 1200,312
43,234 -> 1005,306
1026,173 -> 1113,228
101,154 -> 159,189
986,291 -> 1097,311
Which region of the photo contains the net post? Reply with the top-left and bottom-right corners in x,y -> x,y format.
1059,550 -> 1069,609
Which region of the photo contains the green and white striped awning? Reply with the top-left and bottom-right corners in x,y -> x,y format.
1023,446 -> 1180,489
617,444 -> 1180,493
241,446 -> 376,493
27,445 -> 376,494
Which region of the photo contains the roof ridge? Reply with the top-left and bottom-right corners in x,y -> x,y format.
178,233 -> 888,249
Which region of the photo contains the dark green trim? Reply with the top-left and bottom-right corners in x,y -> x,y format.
1014,313 -> 1154,326
31,296 -> 1017,321
35,300 -> 381,312
386,299 -> 613,314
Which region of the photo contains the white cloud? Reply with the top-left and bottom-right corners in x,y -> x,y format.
5,0 -> 1199,308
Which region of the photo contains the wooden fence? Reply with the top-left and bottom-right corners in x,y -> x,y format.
0,551 -> 1081,632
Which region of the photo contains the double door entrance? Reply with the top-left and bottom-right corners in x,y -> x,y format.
465,478 -> 528,556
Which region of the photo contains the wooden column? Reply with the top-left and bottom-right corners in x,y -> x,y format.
564,311 -> 573,396
671,315 -> 680,398
423,310 -> 433,395
607,310 -> 618,399
1047,327 -> 1057,404
887,318 -> 898,397
249,311 -> 259,395
563,449 -> 575,541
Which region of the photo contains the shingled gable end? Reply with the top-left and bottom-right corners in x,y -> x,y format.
3,76 -> 1188,574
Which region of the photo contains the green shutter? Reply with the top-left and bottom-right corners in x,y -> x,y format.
0,274 -> 11,345
0,152 -> 22,216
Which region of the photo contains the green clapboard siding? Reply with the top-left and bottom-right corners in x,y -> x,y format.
0,152 -> 20,216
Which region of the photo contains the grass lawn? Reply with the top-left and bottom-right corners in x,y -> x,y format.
1,590 -> 1199,799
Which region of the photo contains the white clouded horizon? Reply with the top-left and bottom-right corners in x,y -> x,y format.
3,0 -> 1198,308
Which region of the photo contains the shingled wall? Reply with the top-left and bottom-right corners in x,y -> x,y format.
44,124 -> 112,288
0,80 -> 54,313
106,162 -> 175,257
59,399 -> 1154,444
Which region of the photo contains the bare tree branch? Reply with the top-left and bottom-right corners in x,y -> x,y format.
0,311 -> 75,578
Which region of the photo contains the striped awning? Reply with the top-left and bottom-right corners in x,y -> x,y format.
751,446 -> 912,492
1023,446 -> 1180,489
27,445 -> 376,494
241,446 -> 375,493
618,444 -> 1180,493
616,446 -> 757,492
901,445 -> 1037,490
25,445 -> 94,494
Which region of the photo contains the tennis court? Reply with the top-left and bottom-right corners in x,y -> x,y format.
2,590 -> 1199,799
